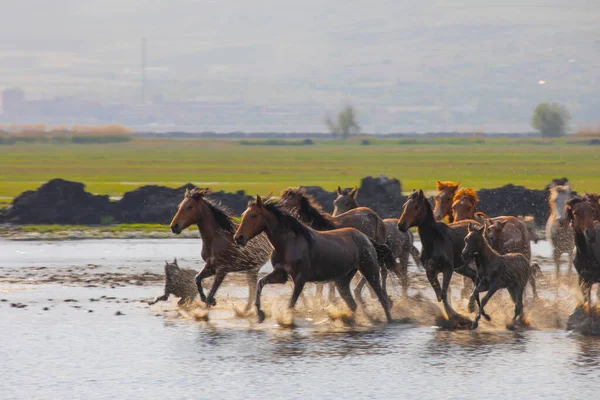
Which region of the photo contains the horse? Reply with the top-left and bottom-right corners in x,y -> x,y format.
546,184 -> 575,277
397,189 -> 478,321
583,192 -> 600,222
461,223 -> 540,330
451,187 -> 531,262
149,258 -> 198,306
169,188 -> 272,311
278,187 -> 392,300
565,196 -> 600,311
433,180 -> 460,222
333,185 -> 422,295
233,195 -> 392,323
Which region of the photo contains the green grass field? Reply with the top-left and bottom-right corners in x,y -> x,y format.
1,137 -> 598,204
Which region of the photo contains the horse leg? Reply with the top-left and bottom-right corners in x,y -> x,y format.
514,286 -> 525,323
335,274 -> 358,313
148,294 -> 168,305
328,282 -> 337,302
529,271 -> 539,300
567,251 -> 574,275
244,270 -> 258,312
360,262 -> 392,323
440,267 -> 453,310
425,264 -> 443,302
553,248 -> 561,279
195,265 -> 216,304
472,279 -> 500,330
380,268 -> 393,307
205,269 -> 227,307
255,268 -> 288,323
315,283 -> 324,300
288,274 -> 306,311
399,252 -> 410,297
471,281 -> 490,321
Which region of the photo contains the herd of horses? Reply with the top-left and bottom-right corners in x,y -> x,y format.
158,179 -> 600,330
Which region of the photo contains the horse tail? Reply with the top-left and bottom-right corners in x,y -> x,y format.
370,240 -> 395,270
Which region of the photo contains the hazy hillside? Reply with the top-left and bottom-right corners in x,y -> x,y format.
1,0 -> 598,132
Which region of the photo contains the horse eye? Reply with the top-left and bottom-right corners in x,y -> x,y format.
250,214 -> 258,218
187,206 -> 193,210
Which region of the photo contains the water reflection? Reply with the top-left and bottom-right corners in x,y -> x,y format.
573,335 -> 600,372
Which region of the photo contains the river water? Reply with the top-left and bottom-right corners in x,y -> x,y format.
1,239 -> 599,399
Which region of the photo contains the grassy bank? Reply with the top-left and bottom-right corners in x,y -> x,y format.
1,137 -> 598,202
0,224 -> 199,240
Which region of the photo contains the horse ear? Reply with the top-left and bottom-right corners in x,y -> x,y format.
256,195 -> 263,207
199,188 -> 211,196
173,257 -> 177,265
337,185 -> 342,195
350,187 -> 358,199
499,220 -> 508,229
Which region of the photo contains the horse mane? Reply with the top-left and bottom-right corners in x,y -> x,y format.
436,180 -> 459,191
565,195 -> 585,208
258,198 -> 313,245
281,187 -> 336,230
186,187 -> 236,233
453,187 -> 479,205
583,193 -> 600,220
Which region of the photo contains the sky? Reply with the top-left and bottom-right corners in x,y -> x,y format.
1,0 -> 598,132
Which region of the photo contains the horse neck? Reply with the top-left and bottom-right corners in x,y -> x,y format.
417,204 -> 441,250
196,204 -> 219,245
476,236 -> 499,266
262,211 -> 295,255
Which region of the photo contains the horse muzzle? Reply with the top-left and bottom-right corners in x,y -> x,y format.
397,222 -> 408,232
234,235 -> 247,247
170,224 -> 182,235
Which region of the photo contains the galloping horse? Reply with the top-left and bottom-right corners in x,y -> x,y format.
234,196 -> 392,323
546,184 -> 575,277
433,180 -> 460,222
450,187 -> 531,261
398,190 -> 478,320
279,187 -> 392,300
333,185 -> 422,295
169,188 -> 272,310
565,196 -> 600,311
462,223 -> 540,330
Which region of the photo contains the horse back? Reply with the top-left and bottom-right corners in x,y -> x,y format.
332,207 -> 387,245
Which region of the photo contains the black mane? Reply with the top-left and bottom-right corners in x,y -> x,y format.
203,199 -> 237,233
261,199 -> 314,245
283,188 -> 335,230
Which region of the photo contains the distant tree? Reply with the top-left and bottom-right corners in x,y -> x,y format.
325,105 -> 360,140
531,103 -> 570,138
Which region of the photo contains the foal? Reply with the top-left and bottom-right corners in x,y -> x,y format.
546,184 -> 575,277
462,223 -> 540,330
234,196 -> 392,323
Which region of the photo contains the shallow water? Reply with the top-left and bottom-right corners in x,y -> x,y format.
1,239 -> 599,399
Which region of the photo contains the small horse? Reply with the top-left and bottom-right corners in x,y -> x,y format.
333,185 -> 422,295
433,180 -> 460,222
451,187 -> 531,261
279,187 -> 391,299
149,258 -> 198,306
546,184 -> 575,277
565,196 -> 600,311
462,223 -> 540,330
234,196 -> 392,323
169,188 -> 272,311
397,190 -> 478,319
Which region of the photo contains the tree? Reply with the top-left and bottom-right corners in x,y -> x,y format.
531,103 -> 571,138
325,105 -> 360,139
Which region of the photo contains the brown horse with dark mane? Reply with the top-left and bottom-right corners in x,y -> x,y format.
169,188 -> 272,311
398,190 -> 478,322
565,196 -> 600,311
234,196 -> 392,323
279,187 -> 393,300
333,185 -> 422,295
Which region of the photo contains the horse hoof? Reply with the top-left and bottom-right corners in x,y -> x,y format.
257,310 -> 266,323
205,298 -> 217,307
471,321 -> 479,330
483,314 -> 491,322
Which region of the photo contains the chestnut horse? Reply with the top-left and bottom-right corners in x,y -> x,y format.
169,188 -> 272,310
450,187 -> 531,262
433,180 -> 460,222
546,184 -> 575,277
279,187 -> 391,299
234,196 -> 392,323
565,196 -> 600,311
333,185 -> 422,295
398,190 -> 478,319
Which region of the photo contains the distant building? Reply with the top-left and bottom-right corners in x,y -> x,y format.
2,87 -> 25,114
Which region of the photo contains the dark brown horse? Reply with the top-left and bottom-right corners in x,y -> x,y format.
462,223 -> 540,330
169,188 -> 272,310
583,192 -> 600,222
451,187 -> 531,262
279,187 -> 390,299
333,185 -> 422,295
546,184 -> 575,277
397,190 -> 478,320
234,196 -> 392,323
565,196 -> 600,311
